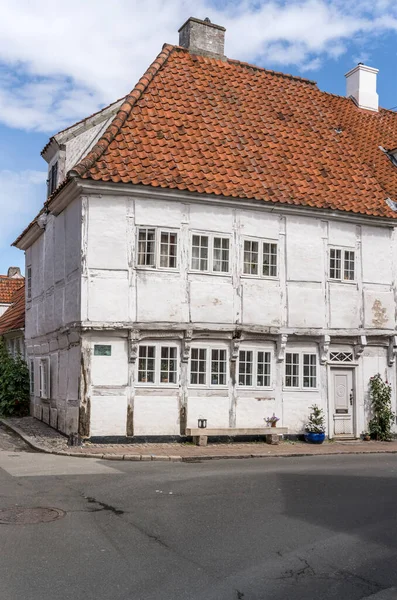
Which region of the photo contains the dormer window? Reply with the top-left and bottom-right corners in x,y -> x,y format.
47,161 -> 58,197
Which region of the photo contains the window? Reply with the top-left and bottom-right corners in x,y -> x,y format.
238,349 -> 272,388
160,231 -> 178,268
138,345 -> 156,383
160,346 -> 177,383
137,228 -> 178,270
190,348 -> 207,385
29,360 -> 35,395
94,345 -> 111,356
39,358 -> 50,399
47,161 -> 58,197
243,240 -> 258,275
191,234 -> 230,273
211,349 -> 227,385
329,248 -> 355,281
190,346 -> 228,386
27,266 -> 32,301
303,354 -> 317,388
285,352 -> 317,389
285,353 -> 299,388
213,237 -> 230,273
243,238 -> 278,278
329,351 -> 353,363
138,228 -> 156,267
263,243 -> 277,277
137,344 -> 179,385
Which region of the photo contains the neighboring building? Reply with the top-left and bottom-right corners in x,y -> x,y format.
13,17 -> 397,439
0,283 -> 25,358
0,267 -> 24,317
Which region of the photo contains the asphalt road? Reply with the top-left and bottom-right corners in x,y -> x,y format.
1,424 -> 397,600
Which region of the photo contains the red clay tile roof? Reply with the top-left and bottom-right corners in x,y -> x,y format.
0,277 -> 24,304
0,284 -> 25,334
69,44 -> 397,219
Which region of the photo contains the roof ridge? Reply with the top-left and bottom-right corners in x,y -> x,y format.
227,57 -> 317,86
69,43 -> 175,179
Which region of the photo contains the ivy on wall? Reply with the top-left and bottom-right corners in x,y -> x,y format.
0,338 -> 30,417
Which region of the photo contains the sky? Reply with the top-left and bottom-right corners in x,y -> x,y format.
0,0 -> 397,275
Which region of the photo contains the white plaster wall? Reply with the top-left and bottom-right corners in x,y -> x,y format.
134,396 -> 180,435
286,217 -> 323,282
287,283 -> 325,328
242,279 -> 281,326
136,273 -> 187,322
329,284 -> 361,329
235,397 -> 276,428
362,226 -> 392,284
0,304 -> 10,317
88,273 -> 129,322
90,396 -> 127,436
283,391 -> 324,433
87,197 -> 128,270
91,337 -> 128,386
187,396 -> 230,428
189,279 -> 234,324
65,119 -> 112,173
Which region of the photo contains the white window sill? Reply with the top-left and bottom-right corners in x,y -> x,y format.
241,275 -> 279,281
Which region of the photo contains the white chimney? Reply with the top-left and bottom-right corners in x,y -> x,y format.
345,64 -> 379,112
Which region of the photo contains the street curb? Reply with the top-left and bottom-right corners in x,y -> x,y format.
2,418 -> 397,463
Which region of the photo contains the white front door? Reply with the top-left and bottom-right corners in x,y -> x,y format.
332,368 -> 354,437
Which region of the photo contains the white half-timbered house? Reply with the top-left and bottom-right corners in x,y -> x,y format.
14,17 -> 397,440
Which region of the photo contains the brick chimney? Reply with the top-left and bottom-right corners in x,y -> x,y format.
178,17 -> 226,59
345,63 -> 379,112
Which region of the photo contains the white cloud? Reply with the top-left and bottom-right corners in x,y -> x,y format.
0,169 -> 46,238
0,0 -> 396,132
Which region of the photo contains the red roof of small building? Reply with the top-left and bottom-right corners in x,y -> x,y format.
0,276 -> 24,304
69,44 -> 397,219
0,284 -> 25,334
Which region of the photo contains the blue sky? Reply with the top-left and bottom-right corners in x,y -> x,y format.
0,0 -> 397,275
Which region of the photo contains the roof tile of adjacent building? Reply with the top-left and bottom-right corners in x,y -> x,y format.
0,276 -> 24,304
0,284 -> 25,334
15,43 -> 397,248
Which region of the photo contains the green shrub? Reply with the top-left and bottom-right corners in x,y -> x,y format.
368,374 -> 395,441
0,338 -> 30,417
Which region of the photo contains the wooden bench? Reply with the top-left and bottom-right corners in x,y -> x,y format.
186,427 -> 288,446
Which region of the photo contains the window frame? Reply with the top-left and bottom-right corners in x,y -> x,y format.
47,161 -> 58,197
39,357 -> 50,400
242,236 -> 279,279
284,351 -> 318,390
237,346 -> 273,389
29,359 -> 35,395
135,342 -> 179,387
188,344 -> 229,388
329,246 -> 356,282
26,265 -> 32,301
189,231 -> 231,275
136,227 -> 179,271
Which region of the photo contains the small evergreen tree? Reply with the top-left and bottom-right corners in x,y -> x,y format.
0,338 -> 30,417
368,374 -> 395,441
305,404 -> 326,433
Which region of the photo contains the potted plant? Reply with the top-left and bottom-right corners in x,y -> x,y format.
265,413 -> 280,428
304,404 -> 326,444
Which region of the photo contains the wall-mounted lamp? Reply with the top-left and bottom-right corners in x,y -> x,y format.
198,419 -> 207,429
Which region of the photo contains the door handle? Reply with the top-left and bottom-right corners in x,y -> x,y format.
350,391 -> 353,406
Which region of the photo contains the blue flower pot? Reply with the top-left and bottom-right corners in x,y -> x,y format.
304,432 -> 326,444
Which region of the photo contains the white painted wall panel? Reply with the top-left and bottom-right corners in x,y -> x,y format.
65,199 -> 81,277
235,397 -> 276,428
283,392 -> 323,433
187,396 -> 230,428
328,221 -> 357,247
90,395 -> 127,436
91,338 -> 128,386
136,273 -> 187,322
54,212 -> 65,284
88,274 -> 129,322
363,289 -> 395,329
134,396 -> 180,435
189,279 -> 234,323
135,198 -> 184,227
189,204 -> 233,233
362,226 -> 392,284
87,197 -> 128,270
286,217 -> 324,282
287,283 -> 325,328
329,284 -> 361,329
242,279 -> 282,326
239,210 -> 279,239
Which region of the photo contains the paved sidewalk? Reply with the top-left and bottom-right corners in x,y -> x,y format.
2,416 -> 397,462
